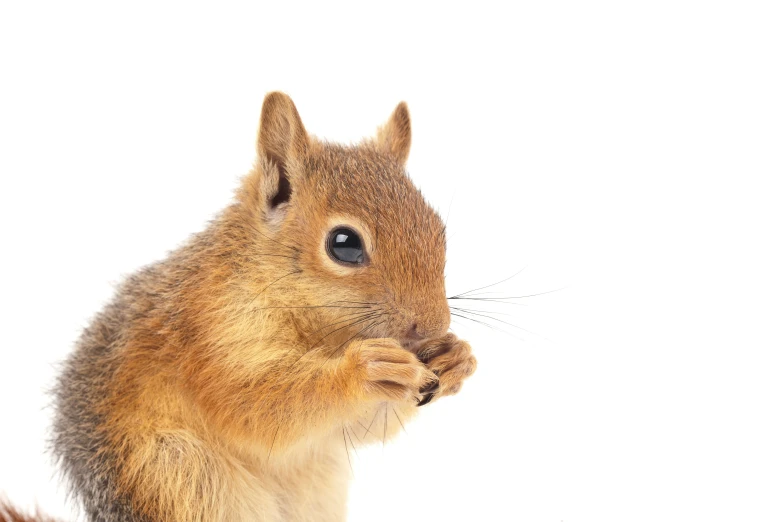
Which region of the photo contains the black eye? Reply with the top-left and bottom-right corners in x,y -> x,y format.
327,227 -> 365,265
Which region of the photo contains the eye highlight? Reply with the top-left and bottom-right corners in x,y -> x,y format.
327,227 -> 366,265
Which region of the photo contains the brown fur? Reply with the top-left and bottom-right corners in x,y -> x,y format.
0,500 -> 60,522
51,92 -> 477,522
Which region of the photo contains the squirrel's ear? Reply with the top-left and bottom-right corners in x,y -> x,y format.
256,92 -> 309,213
376,101 -> 412,164
257,91 -> 308,165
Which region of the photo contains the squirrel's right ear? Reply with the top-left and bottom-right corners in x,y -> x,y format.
376,101 -> 412,164
256,92 -> 309,216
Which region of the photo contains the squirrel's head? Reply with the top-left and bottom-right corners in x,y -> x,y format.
232,92 -> 450,348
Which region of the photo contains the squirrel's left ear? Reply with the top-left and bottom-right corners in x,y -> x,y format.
376,102 -> 412,164
254,92 -> 309,221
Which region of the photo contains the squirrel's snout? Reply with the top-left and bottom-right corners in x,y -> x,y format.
402,306 -> 450,343
405,323 -> 425,341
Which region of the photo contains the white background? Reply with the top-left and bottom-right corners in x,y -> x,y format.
1,1 -> 782,521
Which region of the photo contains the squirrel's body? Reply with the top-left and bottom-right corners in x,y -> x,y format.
54,230 -> 355,521
32,93 -> 477,522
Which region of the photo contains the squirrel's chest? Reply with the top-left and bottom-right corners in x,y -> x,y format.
227,446 -> 350,522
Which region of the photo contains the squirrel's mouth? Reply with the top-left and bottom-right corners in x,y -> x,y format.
400,338 -> 425,353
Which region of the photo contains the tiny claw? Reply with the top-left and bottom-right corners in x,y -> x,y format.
419,379 -> 440,395
416,393 -> 435,407
417,351 -> 432,364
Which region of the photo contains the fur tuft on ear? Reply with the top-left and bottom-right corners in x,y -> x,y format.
255,92 -> 309,217
376,101 -> 412,164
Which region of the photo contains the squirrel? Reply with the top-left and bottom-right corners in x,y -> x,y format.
2,92 -> 477,522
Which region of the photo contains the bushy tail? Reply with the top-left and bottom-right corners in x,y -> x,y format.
0,499 -> 62,522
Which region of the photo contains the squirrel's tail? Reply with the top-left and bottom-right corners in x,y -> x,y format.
0,499 -> 61,522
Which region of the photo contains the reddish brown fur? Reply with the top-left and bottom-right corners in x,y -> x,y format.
50,92 -> 476,522
0,500 -> 60,522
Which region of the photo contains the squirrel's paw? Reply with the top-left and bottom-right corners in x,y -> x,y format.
415,333 -> 477,406
351,338 -> 438,403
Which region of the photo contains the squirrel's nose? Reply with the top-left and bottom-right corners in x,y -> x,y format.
405,323 -> 425,341
404,314 -> 449,342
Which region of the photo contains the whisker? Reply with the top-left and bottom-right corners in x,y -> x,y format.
451,290 -> 505,297
439,192 -> 455,242
450,312 -> 501,331
363,408 -> 380,439
448,298 -> 529,306
383,403 -> 388,449
331,300 -> 384,306
450,311 -> 521,337
392,407 -> 407,434
451,306 -> 547,339
448,305 -> 518,318
266,424 -> 281,465
307,312 -> 382,354
250,269 -> 302,305
315,319 -> 384,374
255,253 -> 299,260
449,319 -> 469,330
347,426 -> 361,457
449,268 -> 527,299
342,426 -> 354,476
287,313 -> 383,370
254,304 -> 374,311
449,287 -> 565,301
301,309 -> 381,342
449,306 -> 533,333
449,312 -> 531,342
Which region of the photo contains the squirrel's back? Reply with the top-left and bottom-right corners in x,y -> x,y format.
52,217 -> 226,521
53,263 -> 170,522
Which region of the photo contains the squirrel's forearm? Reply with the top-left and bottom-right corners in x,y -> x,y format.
246,336 -> 437,450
